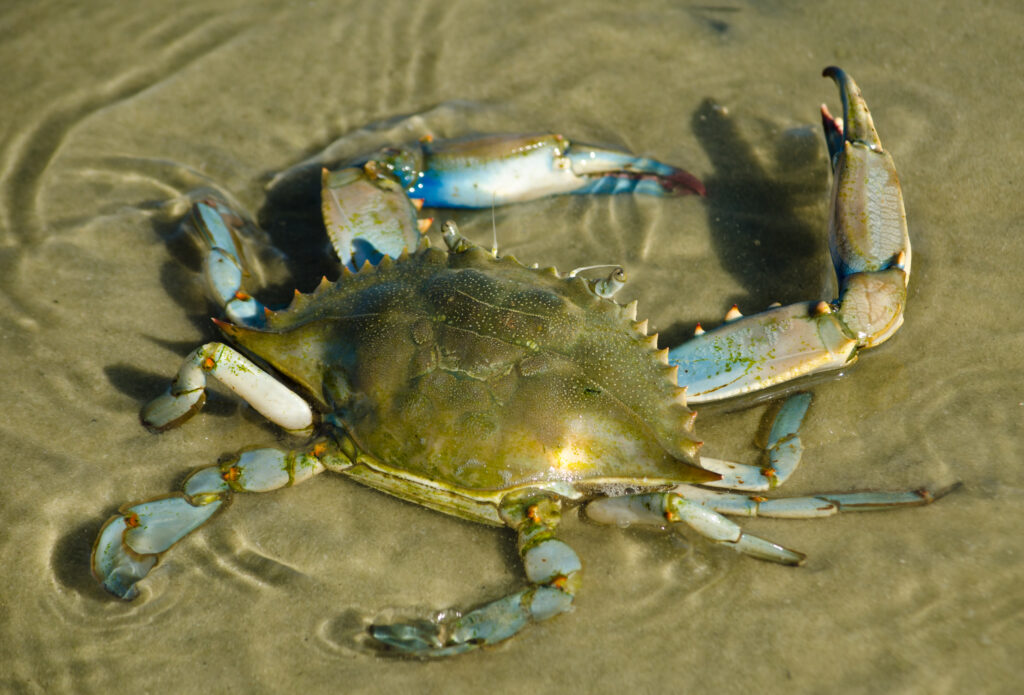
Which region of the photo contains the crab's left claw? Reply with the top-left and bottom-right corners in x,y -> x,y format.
371,134 -> 704,209
322,134 -> 702,268
669,68 -> 909,402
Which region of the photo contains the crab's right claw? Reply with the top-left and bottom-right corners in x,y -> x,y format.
669,68 -> 909,402
821,66 -> 910,348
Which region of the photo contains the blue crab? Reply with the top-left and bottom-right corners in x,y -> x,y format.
93,68 -> 950,657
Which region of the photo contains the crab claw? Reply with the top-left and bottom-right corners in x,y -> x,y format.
367,134 -> 704,208
669,68 -> 910,402
320,133 -> 702,266
822,66 -> 909,348
320,165 -> 424,271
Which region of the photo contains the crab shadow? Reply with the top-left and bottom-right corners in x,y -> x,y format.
53,518 -> 112,598
661,98 -> 829,348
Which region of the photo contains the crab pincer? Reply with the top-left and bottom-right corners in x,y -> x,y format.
668,67 -> 910,403
366,133 -> 705,209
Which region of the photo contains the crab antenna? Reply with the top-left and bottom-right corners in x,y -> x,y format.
568,264 -> 622,278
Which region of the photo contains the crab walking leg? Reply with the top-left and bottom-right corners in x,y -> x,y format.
370,494 -> 581,657
141,342 -> 314,434
186,198 -> 272,328
365,133 -> 705,209
668,68 -> 910,403
586,483 -> 956,566
672,483 -> 958,519
700,393 -> 811,491
92,442 -> 344,599
586,493 -> 807,565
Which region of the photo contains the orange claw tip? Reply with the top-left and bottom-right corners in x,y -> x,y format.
410,198 -> 425,211
812,301 -> 832,316
693,322 -> 705,336
212,316 -> 248,335
724,305 -> 743,321
417,217 -> 434,233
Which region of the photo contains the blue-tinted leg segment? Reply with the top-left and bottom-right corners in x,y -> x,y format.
187,198 -> 271,328
369,494 -> 579,657
585,493 -> 805,565
700,393 -> 811,492
404,134 -> 703,208
92,442 -> 344,600
92,516 -> 159,600
673,484 -> 957,520
585,482 -> 957,567
140,342 -> 314,435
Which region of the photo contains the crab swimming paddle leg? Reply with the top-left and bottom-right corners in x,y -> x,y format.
370,493 -> 581,657
92,441 -> 349,600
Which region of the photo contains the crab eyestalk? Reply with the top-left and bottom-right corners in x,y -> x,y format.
669,68 -> 911,402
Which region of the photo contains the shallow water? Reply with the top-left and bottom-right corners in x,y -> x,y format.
2,1 -> 1022,692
